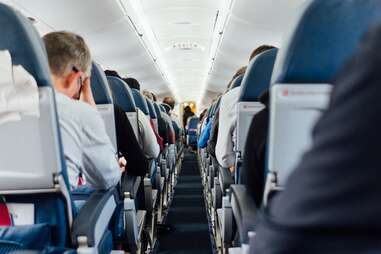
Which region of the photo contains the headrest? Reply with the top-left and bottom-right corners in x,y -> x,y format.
91,62 -> 113,104
272,0 -> 381,84
230,75 -> 244,89
161,103 -> 171,114
131,89 -> 149,115
146,99 -> 157,119
239,48 -> 278,102
0,4 -> 52,87
212,97 -> 222,114
107,76 -> 136,112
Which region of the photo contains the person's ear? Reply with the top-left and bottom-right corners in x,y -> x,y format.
64,71 -> 80,89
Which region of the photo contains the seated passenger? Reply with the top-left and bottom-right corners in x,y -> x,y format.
216,45 -> 275,172
163,96 -> 181,127
254,26 -> 381,253
43,31 -> 123,190
106,71 -> 160,160
124,77 -> 140,91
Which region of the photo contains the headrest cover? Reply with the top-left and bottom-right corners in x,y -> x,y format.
159,104 -> 166,113
0,4 -> 52,87
146,99 -> 157,119
239,48 -> 278,102
132,89 -> 149,115
107,76 -> 136,112
91,62 -> 113,104
230,75 -> 244,89
272,0 -> 381,84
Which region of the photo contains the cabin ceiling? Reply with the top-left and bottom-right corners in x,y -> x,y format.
2,0 -> 308,107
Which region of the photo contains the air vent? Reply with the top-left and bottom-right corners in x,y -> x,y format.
173,21 -> 192,25
172,42 -> 204,51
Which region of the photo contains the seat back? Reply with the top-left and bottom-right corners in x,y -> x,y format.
107,76 -> 139,140
90,62 -> 117,150
235,48 -> 278,155
267,0 -> 381,193
187,116 -> 199,146
0,3 -> 72,248
146,98 -> 158,133
230,75 -> 244,90
131,89 -> 149,116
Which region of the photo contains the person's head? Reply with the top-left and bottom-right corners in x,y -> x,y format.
104,69 -> 122,79
249,45 -> 276,61
227,66 -> 247,91
163,96 -> 176,110
184,105 -> 192,113
143,89 -> 153,100
151,92 -> 157,102
123,77 -> 140,91
43,31 -> 92,99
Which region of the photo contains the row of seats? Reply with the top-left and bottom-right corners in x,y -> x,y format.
198,0 -> 381,253
0,3 -> 184,254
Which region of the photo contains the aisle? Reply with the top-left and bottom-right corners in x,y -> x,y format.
157,151 -> 212,254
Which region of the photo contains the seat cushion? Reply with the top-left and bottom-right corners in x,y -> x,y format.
0,223 -> 51,250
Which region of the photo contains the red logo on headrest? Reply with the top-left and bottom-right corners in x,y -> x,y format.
282,89 -> 289,96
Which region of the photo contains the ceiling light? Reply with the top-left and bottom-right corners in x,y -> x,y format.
117,0 -> 180,100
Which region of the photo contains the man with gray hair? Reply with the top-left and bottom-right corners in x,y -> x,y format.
43,31 -> 123,191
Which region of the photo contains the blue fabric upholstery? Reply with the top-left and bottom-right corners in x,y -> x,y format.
146,99 -> 157,119
272,0 -> 381,84
153,102 -> 162,118
107,76 -> 136,112
230,75 -> 244,89
0,3 -> 52,87
91,62 -> 113,104
0,223 -> 51,250
131,89 -> 149,115
239,48 -> 278,102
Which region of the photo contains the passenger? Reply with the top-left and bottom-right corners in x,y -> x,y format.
163,96 -> 181,126
143,89 -> 154,100
183,105 -> 195,128
254,26 -> 381,253
124,77 -> 140,91
104,70 -> 150,176
216,45 -> 275,172
107,72 -> 160,160
43,31 -> 123,190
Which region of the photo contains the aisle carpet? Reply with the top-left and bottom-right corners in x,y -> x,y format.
157,151 -> 212,254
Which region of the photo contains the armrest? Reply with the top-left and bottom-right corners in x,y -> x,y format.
230,184 -> 257,245
72,187 -> 118,248
121,174 -> 142,199
218,166 -> 234,194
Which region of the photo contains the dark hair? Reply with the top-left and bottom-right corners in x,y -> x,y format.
123,77 -> 140,91
163,96 -> 175,110
152,93 -> 157,102
104,69 -> 122,79
250,45 -> 276,61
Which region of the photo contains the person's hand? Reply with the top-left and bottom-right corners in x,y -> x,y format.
118,156 -> 127,173
80,77 -> 96,108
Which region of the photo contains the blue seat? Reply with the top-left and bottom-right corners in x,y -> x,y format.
131,89 -> 149,116
0,3 -> 118,253
106,76 -> 139,139
230,75 -> 244,90
187,116 -> 199,146
235,48 -> 278,175
265,0 -> 381,204
220,48 -> 279,252
90,62 -> 117,150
